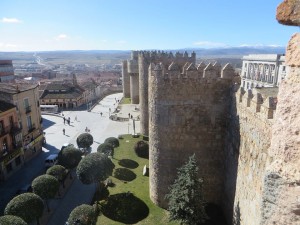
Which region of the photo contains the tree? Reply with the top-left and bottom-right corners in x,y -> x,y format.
77,133 -> 94,149
165,154 -> 207,225
58,145 -> 82,178
4,193 -> 44,225
134,140 -> 149,159
0,215 -> 28,225
67,204 -> 97,225
76,152 -> 114,185
97,143 -> 114,157
32,174 -> 59,212
104,137 -> 119,148
46,164 -> 68,188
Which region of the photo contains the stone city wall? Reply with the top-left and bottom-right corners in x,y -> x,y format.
148,62 -> 234,208
227,87 -> 276,225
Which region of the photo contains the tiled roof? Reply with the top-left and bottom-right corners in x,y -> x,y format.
0,83 -> 38,94
0,100 -> 15,113
40,81 -> 84,99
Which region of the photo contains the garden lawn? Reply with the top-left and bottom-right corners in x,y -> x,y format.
119,97 -> 131,104
96,134 -> 179,225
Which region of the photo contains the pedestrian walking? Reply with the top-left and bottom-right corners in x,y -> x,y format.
63,117 -> 66,124
100,112 -> 103,117
68,117 -> 70,125
63,128 -> 65,135
75,115 -> 77,121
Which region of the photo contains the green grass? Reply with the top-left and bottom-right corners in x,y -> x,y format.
96,135 -> 179,225
119,98 -> 131,104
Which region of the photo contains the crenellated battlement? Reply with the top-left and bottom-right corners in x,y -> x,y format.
149,61 -> 235,81
237,86 -> 278,119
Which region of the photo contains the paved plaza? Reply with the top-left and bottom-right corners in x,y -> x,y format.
0,93 -> 141,225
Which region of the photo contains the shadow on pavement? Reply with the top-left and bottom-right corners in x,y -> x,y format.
43,143 -> 59,153
42,117 -> 56,129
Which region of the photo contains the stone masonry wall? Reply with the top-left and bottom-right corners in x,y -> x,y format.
261,1 -> 300,224
224,87 -> 277,225
149,63 -> 234,208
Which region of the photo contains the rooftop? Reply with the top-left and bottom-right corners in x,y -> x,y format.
0,100 -> 16,113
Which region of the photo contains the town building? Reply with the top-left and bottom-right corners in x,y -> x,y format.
241,54 -> 287,89
0,101 -> 23,180
0,83 -> 44,161
0,60 -> 15,82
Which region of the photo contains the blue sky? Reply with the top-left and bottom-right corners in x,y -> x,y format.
0,0 -> 298,51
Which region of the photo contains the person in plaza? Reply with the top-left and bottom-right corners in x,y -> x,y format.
68,117 -> 70,125
63,117 -> 66,124
100,112 -> 103,117
75,115 -> 77,121
63,128 -> 65,135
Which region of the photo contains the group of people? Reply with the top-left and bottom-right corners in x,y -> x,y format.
63,116 -> 71,125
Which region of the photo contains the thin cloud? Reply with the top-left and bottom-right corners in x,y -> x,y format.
117,40 -> 127,45
55,34 -> 69,41
1,17 -> 22,23
193,41 -> 228,48
239,44 -> 284,48
0,43 -> 18,50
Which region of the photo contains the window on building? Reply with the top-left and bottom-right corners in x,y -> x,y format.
27,115 -> 32,129
2,138 -> 8,152
24,98 -> 29,109
0,121 -> 3,134
14,101 -> 19,111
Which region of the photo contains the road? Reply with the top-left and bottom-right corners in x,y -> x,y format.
0,92 -> 140,224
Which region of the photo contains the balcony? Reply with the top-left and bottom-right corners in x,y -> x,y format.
28,123 -> 36,133
10,122 -> 22,135
0,126 -> 11,137
25,105 -> 31,114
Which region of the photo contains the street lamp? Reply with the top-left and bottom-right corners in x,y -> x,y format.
128,122 -> 131,134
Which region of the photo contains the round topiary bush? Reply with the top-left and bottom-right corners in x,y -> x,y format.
104,137 -> 119,148
67,204 -> 97,225
4,193 -> 44,224
134,141 -> 149,159
97,143 -> 114,157
0,215 -> 28,225
77,133 -> 94,149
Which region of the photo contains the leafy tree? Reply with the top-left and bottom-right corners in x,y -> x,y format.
46,164 -> 68,188
165,154 -> 207,225
32,174 -> 59,212
77,133 -> 94,149
67,204 -> 97,225
104,137 -> 119,148
97,143 -> 114,157
134,140 -> 149,159
76,152 -> 114,185
58,145 -> 82,178
4,193 -> 44,224
0,215 -> 28,225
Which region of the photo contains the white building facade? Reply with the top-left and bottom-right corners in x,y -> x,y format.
241,54 -> 287,89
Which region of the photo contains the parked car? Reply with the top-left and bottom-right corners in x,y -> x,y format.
45,154 -> 58,168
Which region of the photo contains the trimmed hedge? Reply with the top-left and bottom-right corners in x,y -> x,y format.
97,143 -> 114,157
134,141 -> 149,159
67,204 -> 97,225
104,137 -> 119,148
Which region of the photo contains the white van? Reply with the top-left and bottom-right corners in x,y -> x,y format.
45,154 -> 58,168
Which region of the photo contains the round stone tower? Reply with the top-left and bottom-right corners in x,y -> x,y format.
128,51 -> 139,104
148,61 -> 235,208
122,60 -> 130,98
138,52 -> 150,136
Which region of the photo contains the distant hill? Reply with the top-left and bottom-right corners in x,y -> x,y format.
0,46 -> 285,66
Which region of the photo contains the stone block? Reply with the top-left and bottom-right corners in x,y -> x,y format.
276,0 -> 300,26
